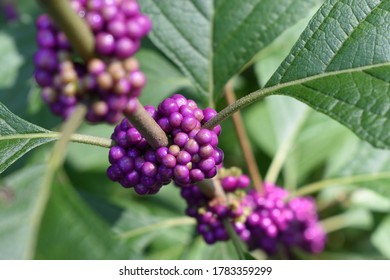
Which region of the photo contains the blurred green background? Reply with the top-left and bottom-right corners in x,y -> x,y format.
1,1 -> 390,260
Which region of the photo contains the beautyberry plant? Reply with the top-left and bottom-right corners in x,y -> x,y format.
1,0 -> 390,261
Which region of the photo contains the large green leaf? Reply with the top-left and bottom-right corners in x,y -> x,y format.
140,0 -> 319,100
0,102 -> 55,174
265,0 -> 390,148
0,165 -> 45,259
36,180 -> 137,260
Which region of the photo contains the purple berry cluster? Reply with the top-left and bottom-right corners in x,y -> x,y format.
238,183 -> 326,255
84,58 -> 145,123
73,0 -> 151,59
34,0 -> 150,123
181,185 -> 230,244
107,94 -> 224,194
180,174 -> 326,256
180,167 -> 251,244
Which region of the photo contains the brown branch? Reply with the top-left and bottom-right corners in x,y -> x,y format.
224,80 -> 263,193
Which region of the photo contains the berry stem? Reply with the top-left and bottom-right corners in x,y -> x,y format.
69,133 -> 113,148
125,99 -> 168,149
37,0 -> 95,61
203,88 -> 272,130
1,132 -> 113,148
37,0 -> 169,149
197,178 -> 227,202
224,80 -> 263,193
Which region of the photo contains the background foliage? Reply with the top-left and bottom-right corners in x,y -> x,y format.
1,0 -> 390,259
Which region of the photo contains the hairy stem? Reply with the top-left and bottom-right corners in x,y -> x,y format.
225,80 -> 263,193
37,0 -> 168,149
203,88 -> 272,130
69,133 -> 113,148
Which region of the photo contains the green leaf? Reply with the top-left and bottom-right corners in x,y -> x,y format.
0,102 -> 56,174
0,165 -> 46,259
371,214 -> 390,258
36,180 -> 137,260
136,49 -> 193,107
254,10 -> 321,87
266,0 -> 390,148
140,0 -> 319,100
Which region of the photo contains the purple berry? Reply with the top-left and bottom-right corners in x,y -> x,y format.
195,129 -> 212,145
198,158 -> 215,172
37,29 -> 57,48
115,37 -> 139,58
173,132 -> 189,147
96,32 -> 115,55
142,161 -> 157,177
221,176 -> 238,192
117,156 -> 134,173
174,165 -> 190,181
162,154 -> 176,168
107,19 -> 127,38
176,151 -> 192,165
189,169 -> 205,181
86,12 -> 104,31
